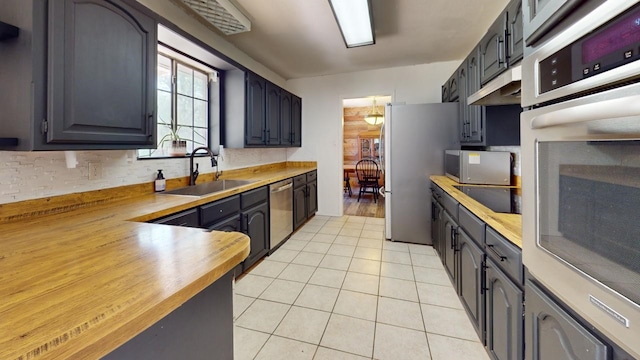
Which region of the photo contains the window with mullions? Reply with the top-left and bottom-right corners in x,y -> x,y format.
138,53 -> 214,158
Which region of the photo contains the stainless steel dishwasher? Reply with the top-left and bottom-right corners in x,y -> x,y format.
269,179 -> 293,249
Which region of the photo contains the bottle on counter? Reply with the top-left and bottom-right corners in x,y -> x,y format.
155,169 -> 166,192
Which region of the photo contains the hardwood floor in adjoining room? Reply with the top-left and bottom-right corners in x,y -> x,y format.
343,186 -> 384,218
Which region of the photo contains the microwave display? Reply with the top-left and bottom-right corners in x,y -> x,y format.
536,140 -> 640,305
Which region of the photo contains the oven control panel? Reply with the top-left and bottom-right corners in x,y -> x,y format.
540,4 -> 640,94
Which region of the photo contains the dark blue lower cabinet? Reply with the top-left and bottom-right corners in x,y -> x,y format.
104,272 -> 234,360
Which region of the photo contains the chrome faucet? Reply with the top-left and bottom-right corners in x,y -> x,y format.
189,147 -> 218,186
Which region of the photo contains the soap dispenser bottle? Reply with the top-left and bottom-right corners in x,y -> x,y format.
155,170 -> 166,192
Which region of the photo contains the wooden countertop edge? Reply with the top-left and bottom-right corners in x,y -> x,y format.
1,164 -> 320,360
75,235 -> 250,360
430,176 -> 523,248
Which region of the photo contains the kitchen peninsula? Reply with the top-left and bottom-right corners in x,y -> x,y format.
0,163 -> 315,360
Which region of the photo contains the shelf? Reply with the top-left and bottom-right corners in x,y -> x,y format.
0,21 -> 19,41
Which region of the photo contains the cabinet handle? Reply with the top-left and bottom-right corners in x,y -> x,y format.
487,244 -> 507,261
496,36 -> 505,68
450,227 -> 457,250
480,260 -> 488,294
263,129 -> 267,144
147,112 -> 154,136
243,213 -> 249,231
266,129 -> 270,144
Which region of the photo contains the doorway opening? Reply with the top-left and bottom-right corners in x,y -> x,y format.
342,96 -> 391,218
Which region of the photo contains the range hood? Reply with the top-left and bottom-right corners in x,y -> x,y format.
467,65 -> 521,105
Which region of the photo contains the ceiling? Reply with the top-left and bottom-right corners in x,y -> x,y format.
213,0 -> 510,79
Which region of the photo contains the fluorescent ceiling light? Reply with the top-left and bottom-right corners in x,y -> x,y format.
329,0 -> 375,48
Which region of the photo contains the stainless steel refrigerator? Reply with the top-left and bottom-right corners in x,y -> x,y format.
381,103 -> 459,244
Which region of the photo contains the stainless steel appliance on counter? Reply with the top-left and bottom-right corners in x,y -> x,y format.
381,103 -> 458,245
269,179 -> 293,250
522,1 -> 640,358
445,150 -> 511,185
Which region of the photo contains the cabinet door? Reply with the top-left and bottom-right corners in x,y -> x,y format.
479,14 -> 507,86
525,279 -> 609,360
442,83 -> 450,103
246,73 -> 266,146
280,90 -> 292,145
466,52 -> 485,145
242,202 -> 269,271
291,95 -> 302,147
443,211 -> 458,282
47,0 -> 156,146
457,63 -> 468,143
457,229 -> 485,341
306,180 -> 318,217
431,198 -> 443,257
486,259 -> 524,360
507,0 -> 524,65
265,82 -> 281,145
208,215 -> 241,232
449,73 -> 459,102
293,185 -> 307,230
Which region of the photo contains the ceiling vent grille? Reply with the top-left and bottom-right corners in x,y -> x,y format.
180,0 -> 251,35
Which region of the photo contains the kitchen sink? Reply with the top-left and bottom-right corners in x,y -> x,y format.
161,179 -> 257,196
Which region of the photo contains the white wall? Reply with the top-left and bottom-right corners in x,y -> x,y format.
286,61 -> 461,216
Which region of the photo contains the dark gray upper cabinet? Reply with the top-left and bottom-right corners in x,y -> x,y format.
291,95 -> 302,147
457,62 -> 469,142
457,229 -> 485,341
280,90 -> 292,145
442,82 -> 450,103
0,0 -> 157,150
486,258 -> 524,360
246,72 -> 267,146
465,51 -> 485,145
480,12 -> 508,86
449,73 -> 459,102
525,279 -> 610,360
265,82 -> 281,145
507,0 -> 524,65
225,70 -> 301,148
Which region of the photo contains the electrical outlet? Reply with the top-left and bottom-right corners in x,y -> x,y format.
88,162 -> 102,180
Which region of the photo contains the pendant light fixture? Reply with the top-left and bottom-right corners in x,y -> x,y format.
364,97 -> 384,125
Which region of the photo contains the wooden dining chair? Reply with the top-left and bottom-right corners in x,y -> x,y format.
344,169 -> 352,196
355,159 -> 380,203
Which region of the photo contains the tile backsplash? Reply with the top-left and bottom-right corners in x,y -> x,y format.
0,148 -> 287,204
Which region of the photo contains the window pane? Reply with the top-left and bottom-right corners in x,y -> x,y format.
194,127 -> 208,149
157,90 -> 172,124
177,64 -> 193,96
194,99 -> 208,128
157,122 -> 172,148
194,71 -> 208,100
177,95 -> 193,127
157,55 -> 172,91
177,126 -> 194,153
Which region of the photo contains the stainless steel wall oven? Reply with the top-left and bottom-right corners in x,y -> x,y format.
521,1 -> 640,358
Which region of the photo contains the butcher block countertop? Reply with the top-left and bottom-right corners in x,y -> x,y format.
0,163 -> 316,360
430,176 -> 522,248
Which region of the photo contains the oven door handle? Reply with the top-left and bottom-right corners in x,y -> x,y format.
530,93 -> 640,129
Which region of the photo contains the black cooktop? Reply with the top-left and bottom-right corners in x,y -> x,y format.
453,185 -> 521,214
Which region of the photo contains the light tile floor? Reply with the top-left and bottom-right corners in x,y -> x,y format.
233,215 -> 490,360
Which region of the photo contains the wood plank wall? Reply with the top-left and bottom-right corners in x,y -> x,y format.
343,106 -> 384,166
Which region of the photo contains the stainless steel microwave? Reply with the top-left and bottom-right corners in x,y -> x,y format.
445,150 -> 511,185
521,2 -> 640,358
